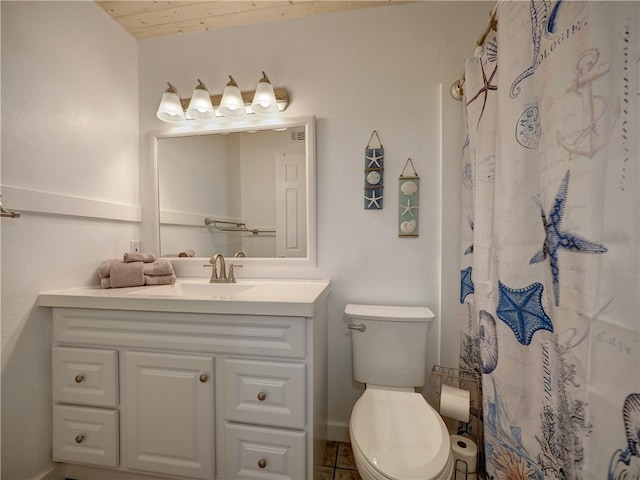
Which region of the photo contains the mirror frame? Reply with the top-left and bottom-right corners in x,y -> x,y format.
148,115 -> 316,276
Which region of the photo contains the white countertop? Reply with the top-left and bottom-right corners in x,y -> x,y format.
38,278 -> 331,317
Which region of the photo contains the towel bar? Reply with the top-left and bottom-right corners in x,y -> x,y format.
0,197 -> 20,218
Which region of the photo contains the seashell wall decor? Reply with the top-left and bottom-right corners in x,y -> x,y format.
399,158 -> 419,237
364,130 -> 384,209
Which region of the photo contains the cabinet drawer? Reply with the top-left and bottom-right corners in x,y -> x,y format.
52,346 -> 118,408
224,423 -> 305,480
53,404 -> 118,467
224,358 -> 305,429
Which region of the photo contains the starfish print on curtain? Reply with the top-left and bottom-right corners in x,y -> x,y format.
529,170 -> 608,306
496,281 -> 553,345
466,60 -> 498,128
460,266 -> 475,303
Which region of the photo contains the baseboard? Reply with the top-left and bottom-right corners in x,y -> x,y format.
327,421 -> 350,443
33,463 -> 66,480
65,465 -> 189,480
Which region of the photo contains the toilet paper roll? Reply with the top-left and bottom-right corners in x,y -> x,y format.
440,384 -> 470,423
450,434 -> 478,479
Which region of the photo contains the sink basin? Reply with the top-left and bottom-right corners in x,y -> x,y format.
130,282 -> 257,298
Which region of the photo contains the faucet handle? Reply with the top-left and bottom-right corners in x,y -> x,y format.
228,264 -> 243,283
204,258 -> 219,283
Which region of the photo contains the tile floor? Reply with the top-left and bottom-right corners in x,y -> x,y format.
320,441 -> 362,480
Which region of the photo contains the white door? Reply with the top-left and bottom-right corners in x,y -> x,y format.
124,351 -> 214,479
275,153 -> 306,258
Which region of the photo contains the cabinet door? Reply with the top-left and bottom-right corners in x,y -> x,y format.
124,351 -> 214,480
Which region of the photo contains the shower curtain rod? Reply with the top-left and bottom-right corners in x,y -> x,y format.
450,2 -> 498,101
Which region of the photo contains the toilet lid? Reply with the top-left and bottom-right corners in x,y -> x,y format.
350,388 -> 451,480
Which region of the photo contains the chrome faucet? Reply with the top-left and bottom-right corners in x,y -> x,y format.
211,254 -> 226,282
205,254 -> 242,283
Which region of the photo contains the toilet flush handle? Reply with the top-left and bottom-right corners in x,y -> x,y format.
347,323 -> 366,332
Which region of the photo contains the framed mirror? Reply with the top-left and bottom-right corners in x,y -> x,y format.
150,115 -> 316,272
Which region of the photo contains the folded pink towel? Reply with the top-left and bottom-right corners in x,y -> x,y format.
144,274 -> 176,285
123,252 -> 156,263
99,257 -> 176,288
98,258 -> 119,279
142,260 -> 174,276
110,261 -> 144,288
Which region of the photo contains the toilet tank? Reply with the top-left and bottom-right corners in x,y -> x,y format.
346,304 -> 435,388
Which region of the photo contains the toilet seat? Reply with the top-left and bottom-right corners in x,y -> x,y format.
349,388 -> 453,480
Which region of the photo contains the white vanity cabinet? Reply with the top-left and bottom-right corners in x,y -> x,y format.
42,279 -> 329,480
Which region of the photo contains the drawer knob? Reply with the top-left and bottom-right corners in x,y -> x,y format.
199,374 -> 208,383
258,459 -> 267,469
75,435 -> 85,444
74,375 -> 84,384
257,392 -> 266,401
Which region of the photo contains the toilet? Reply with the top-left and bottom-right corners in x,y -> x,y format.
346,304 -> 453,480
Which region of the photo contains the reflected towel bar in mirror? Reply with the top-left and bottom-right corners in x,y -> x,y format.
204,217 -> 275,235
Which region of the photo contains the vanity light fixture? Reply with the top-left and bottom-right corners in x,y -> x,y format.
251,71 -> 279,116
186,79 -> 215,120
155,72 -> 289,124
156,83 -> 186,123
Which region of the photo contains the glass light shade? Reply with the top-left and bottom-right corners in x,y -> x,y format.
251,72 -> 278,115
156,83 -> 185,123
187,79 -> 214,120
218,76 -> 246,117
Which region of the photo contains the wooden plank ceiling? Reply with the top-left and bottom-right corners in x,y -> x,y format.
97,1 -> 404,40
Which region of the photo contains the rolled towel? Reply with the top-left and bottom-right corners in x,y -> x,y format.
110,261 -> 145,288
178,249 -> 195,257
100,277 -> 112,289
144,274 -> 176,286
143,260 -> 175,276
123,252 -> 156,263
98,258 -> 119,279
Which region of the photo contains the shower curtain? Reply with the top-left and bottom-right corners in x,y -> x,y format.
459,2 -> 639,479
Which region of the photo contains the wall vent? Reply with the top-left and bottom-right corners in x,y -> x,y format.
290,130 -> 305,143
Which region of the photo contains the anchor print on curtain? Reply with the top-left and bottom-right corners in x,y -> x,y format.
458,2 -> 639,479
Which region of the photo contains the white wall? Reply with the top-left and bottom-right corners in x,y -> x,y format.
1,3 -> 138,479
138,2 -> 490,439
